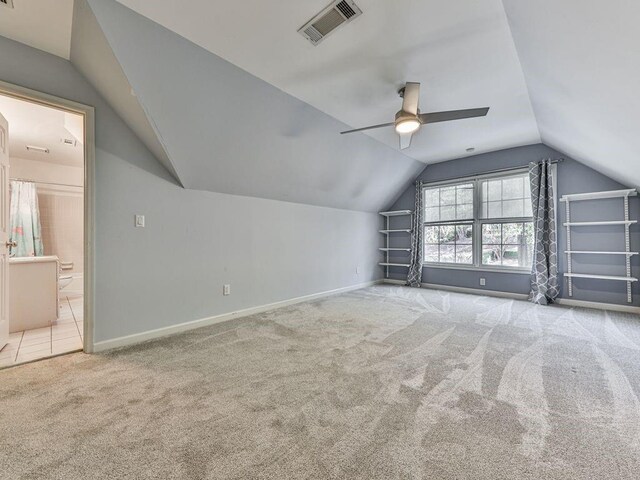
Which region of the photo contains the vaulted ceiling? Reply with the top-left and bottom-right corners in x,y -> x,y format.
0,0 -> 638,209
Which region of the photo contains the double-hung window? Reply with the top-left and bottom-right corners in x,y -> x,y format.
423,170 -> 534,271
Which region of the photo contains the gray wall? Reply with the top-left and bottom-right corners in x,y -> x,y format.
386,144 -> 640,306
81,0 -> 424,213
0,35 -> 382,343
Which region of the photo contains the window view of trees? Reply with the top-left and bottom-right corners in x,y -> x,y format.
481,222 -> 534,267
423,172 -> 534,269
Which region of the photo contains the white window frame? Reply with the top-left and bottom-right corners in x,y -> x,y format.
422,168 -> 536,274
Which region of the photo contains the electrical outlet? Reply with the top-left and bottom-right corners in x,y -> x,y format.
223,284 -> 231,296
135,215 -> 145,228
356,266 -> 360,275
479,278 -> 486,286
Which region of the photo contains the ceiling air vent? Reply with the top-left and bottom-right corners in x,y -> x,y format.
0,0 -> 14,8
298,0 -> 362,46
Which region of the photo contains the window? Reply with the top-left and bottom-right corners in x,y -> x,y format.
423,171 -> 534,270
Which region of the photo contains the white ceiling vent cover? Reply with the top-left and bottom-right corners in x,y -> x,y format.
298,0 -> 362,46
0,0 -> 15,9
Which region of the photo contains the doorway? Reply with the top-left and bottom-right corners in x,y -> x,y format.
0,81 -> 94,367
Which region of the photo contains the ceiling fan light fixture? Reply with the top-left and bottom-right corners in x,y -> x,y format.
395,118 -> 420,134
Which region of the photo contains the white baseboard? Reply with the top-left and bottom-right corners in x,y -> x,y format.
555,298 -> 640,314
383,279 -> 640,313
382,278 -> 528,300
92,280 -> 381,352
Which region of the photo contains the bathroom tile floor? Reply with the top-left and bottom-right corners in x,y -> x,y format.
0,294 -> 83,369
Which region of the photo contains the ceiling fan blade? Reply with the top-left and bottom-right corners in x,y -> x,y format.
419,107 -> 490,124
340,122 -> 395,134
399,132 -> 413,150
401,82 -> 420,115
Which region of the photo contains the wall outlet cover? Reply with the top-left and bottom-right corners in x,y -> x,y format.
223,284 -> 231,296
480,278 -> 486,286
135,214 -> 145,228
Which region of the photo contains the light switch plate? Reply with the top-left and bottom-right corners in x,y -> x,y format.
135,215 -> 145,228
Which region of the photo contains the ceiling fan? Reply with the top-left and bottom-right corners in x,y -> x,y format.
340,82 -> 490,150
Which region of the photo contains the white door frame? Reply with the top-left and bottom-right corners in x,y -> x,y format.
0,80 -> 96,353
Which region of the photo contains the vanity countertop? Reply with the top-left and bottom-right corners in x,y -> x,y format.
9,255 -> 59,264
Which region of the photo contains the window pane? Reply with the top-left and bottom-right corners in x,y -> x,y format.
503,199 -> 524,218
440,245 -> 455,263
424,183 -> 474,223
502,223 -> 524,244
524,222 -> 534,244
502,245 -> 520,267
425,207 -> 440,223
456,203 -> 473,220
502,177 -> 524,199
456,245 -> 473,264
482,224 -> 501,244
487,180 -> 502,201
480,173 -> 533,220
425,226 -> 439,243
425,244 -> 439,262
487,201 -> 502,218
457,225 -> 473,244
481,221 -> 533,268
482,246 -> 501,265
440,225 -> 455,243
440,205 -> 456,221
440,187 -> 456,205
424,224 -> 473,265
425,188 -> 439,206
457,185 -> 474,204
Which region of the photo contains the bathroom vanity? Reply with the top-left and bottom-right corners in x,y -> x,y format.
9,256 -> 59,333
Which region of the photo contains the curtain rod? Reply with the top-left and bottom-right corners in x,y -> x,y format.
10,177 -> 83,189
420,158 -> 564,186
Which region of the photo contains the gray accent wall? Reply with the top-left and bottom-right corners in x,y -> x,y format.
83,0 -> 425,213
386,144 -> 640,306
0,35 -> 382,343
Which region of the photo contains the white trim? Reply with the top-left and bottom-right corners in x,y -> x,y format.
555,298 -> 640,314
92,280 -> 381,352
422,263 -> 531,275
0,80 -> 95,354
383,279 -> 640,313
382,278 -> 528,300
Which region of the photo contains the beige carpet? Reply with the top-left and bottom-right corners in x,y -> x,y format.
2,285 -> 640,479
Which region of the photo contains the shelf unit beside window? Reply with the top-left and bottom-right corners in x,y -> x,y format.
561,189 -> 638,303
379,210 -> 412,276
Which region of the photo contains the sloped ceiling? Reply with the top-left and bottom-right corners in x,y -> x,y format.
0,0 -> 73,59
70,0 -> 183,185
82,0 -> 425,212
114,0 -> 540,164
502,0 -> 640,190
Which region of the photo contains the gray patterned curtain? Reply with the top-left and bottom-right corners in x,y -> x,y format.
407,181 -> 424,287
528,160 -> 559,304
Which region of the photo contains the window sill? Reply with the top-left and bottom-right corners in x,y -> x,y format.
422,263 -> 531,275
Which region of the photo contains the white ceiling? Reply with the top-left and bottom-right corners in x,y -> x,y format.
115,0 -> 541,164
502,0 -> 640,190
0,94 -> 84,167
0,0 -> 74,59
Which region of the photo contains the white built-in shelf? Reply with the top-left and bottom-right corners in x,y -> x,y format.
379,210 -> 413,217
565,251 -> 639,256
379,229 -> 411,234
561,189 -> 637,202
379,262 -> 410,267
563,221 -> 637,227
379,248 -> 411,252
564,273 -> 638,282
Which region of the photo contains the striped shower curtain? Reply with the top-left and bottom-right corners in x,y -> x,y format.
9,180 -> 44,257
